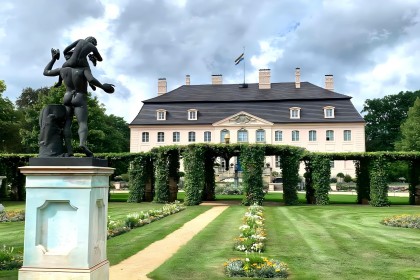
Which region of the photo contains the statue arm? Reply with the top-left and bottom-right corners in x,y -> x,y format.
43,57 -> 61,77
84,69 -> 114,93
63,40 -> 80,56
90,45 -> 103,62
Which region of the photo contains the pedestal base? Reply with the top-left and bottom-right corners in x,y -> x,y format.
19,260 -> 109,280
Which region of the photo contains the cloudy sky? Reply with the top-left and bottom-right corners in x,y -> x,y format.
1,0 -> 420,123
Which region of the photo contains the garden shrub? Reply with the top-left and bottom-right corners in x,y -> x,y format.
241,145 -> 265,206
215,183 -> 243,195
153,150 -> 170,203
311,155 -> 331,205
0,245 -> 23,270
336,182 -> 356,191
381,214 -> 420,229
281,151 -> 301,205
0,210 -> 25,222
343,174 -> 353,183
370,157 -> 390,207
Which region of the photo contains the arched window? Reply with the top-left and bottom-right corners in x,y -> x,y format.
256,129 -> 265,143
237,129 -> 248,143
220,129 -> 230,143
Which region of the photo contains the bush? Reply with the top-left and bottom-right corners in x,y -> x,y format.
336,172 -> 345,178
343,174 -> 352,183
336,182 -> 356,191
381,214 -> 420,229
215,184 -> 244,195
0,245 -> 23,270
330,177 -> 337,183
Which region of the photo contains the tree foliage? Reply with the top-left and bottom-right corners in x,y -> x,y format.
362,90 -> 420,151
17,85 -> 129,153
0,80 -> 23,153
395,97 -> 420,151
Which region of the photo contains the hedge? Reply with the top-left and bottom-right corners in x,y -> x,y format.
241,144 -> 265,206
311,155 -> 331,205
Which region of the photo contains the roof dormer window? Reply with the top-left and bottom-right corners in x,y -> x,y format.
188,109 -> 198,120
290,107 -> 301,119
157,109 -> 166,120
324,106 -> 335,118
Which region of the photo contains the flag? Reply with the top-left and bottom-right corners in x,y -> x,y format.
235,53 -> 244,65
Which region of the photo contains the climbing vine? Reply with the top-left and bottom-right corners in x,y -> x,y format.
183,145 -> 206,205
281,151 -> 301,205
241,144 -> 265,206
127,153 -> 152,203
369,157 -> 390,207
153,150 -> 170,203
311,155 -> 331,205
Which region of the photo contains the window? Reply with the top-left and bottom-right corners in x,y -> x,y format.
290,107 -> 301,119
344,130 -> 351,141
173,132 -> 180,142
188,109 -> 197,120
204,131 -> 211,142
237,129 -> 248,143
188,131 -> 196,142
326,130 -> 334,141
256,129 -> 265,143
309,130 -> 317,141
157,109 -> 166,120
157,132 -> 164,142
220,129 -> 230,143
292,130 -> 300,141
330,161 -> 335,168
324,106 -> 335,118
275,155 -> 282,168
142,132 -> 149,143
275,130 -> 282,141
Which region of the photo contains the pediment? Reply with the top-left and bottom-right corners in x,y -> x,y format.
213,111 -> 273,126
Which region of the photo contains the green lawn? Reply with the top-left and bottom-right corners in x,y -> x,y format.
150,205 -> 420,280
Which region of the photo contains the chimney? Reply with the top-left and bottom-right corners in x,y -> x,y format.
211,74 -> 223,85
158,78 -> 167,95
295,68 -> 301,89
186,75 -> 190,85
325,75 -> 334,91
259,69 -> 271,89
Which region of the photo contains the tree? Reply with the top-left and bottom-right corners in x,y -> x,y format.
395,97 -> 420,151
0,80 -> 23,153
362,90 -> 420,151
18,85 -> 129,153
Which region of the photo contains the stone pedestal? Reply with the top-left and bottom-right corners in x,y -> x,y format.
18,163 -> 114,280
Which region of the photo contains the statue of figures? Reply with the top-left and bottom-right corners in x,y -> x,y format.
43,38 -> 114,157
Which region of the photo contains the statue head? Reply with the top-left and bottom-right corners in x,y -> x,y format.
85,36 -> 97,46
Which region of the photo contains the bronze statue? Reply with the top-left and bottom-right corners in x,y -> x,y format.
43,37 -> 114,157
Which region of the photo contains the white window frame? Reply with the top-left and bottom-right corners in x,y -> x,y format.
142,132 -> 149,143
344,130 -> 351,141
188,109 -> 198,120
237,129 -> 248,143
274,130 -> 282,142
173,131 -> 180,142
157,132 -> 164,142
204,131 -> 211,142
188,131 -> 196,142
290,107 -> 301,119
309,130 -> 317,141
326,130 -> 334,141
324,106 -> 335,118
157,109 -> 166,120
256,129 -> 265,143
292,130 -> 300,141
275,155 -> 282,168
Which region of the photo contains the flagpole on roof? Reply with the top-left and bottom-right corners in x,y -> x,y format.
243,46 -> 246,85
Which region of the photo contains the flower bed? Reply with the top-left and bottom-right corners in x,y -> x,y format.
0,210 -> 25,222
381,214 -> 420,229
225,255 -> 288,279
226,204 -> 289,278
234,204 -> 266,252
107,201 -> 186,238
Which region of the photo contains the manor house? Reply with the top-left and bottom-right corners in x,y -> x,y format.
129,68 -> 365,177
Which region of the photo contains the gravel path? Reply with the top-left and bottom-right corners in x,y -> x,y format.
109,205 -> 228,280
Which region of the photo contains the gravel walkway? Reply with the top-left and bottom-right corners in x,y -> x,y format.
109,205 -> 228,280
